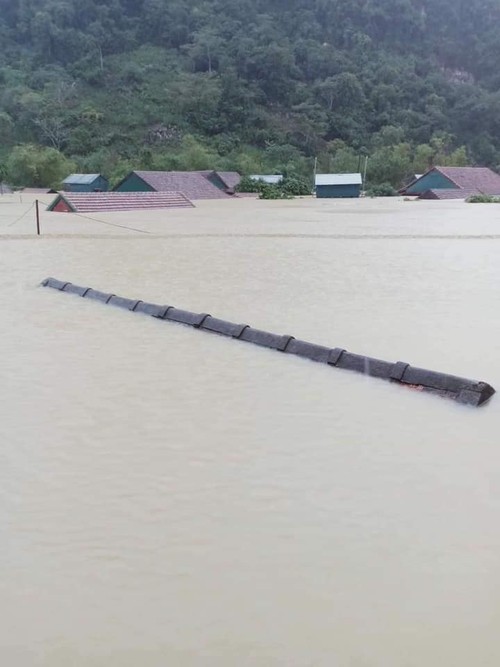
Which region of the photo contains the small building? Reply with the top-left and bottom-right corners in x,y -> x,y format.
402,166 -> 500,197
315,173 -> 362,198
47,191 -> 194,213
113,170 -> 240,199
250,174 -> 284,185
62,173 -> 109,193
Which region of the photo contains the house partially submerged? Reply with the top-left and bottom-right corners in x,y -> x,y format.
63,174 -> 109,192
114,171 -> 240,199
315,173 -> 362,198
47,191 -> 194,213
401,166 -> 500,199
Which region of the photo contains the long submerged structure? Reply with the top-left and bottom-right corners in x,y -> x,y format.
41,278 -> 495,407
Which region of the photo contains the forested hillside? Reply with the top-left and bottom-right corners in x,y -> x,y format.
2,0 -> 500,188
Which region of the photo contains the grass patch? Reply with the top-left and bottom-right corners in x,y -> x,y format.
467,193 -> 500,203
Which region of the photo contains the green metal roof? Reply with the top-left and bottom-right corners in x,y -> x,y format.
62,174 -> 103,185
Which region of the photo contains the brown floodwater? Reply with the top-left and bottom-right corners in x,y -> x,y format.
1,195 -> 500,666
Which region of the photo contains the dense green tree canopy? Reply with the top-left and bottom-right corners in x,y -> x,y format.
1,0 -> 500,187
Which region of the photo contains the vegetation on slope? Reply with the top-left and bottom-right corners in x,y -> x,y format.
1,0 -> 500,187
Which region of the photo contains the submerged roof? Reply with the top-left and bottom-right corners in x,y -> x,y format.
47,191 -> 194,212
214,171 -> 241,190
126,171 -> 235,199
419,188 -> 479,200
404,166 -> 500,195
435,166 -> 500,193
315,173 -> 362,186
63,173 -> 106,185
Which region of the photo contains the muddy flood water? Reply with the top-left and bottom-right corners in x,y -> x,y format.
1,194 -> 500,666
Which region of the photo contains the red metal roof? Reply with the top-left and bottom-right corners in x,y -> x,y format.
132,171 -> 235,199
47,191 -> 194,213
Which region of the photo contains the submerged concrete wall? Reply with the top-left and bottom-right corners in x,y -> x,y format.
41,277 -> 495,407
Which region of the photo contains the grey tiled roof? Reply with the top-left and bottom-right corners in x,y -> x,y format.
214,171 -> 241,189
419,188 -> 478,200
436,167 -> 500,193
133,171 -> 235,199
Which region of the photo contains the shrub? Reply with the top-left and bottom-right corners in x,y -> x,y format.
258,184 -> 292,199
467,193 -> 500,203
365,182 -> 399,197
6,144 -> 75,188
237,174 -> 311,197
281,176 -> 312,196
236,175 -> 263,193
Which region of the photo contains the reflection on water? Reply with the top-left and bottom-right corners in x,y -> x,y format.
1,197 -> 500,666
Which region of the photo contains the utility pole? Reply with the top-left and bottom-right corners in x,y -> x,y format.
363,156 -> 369,191
36,199 -> 40,236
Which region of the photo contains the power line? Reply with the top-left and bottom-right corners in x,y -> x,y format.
70,210 -> 151,234
7,203 -> 35,227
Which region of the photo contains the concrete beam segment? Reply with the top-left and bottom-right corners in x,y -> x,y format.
134,301 -> 170,318
404,366 -> 474,393
286,339 -> 332,363
328,348 -> 346,366
63,283 -> 91,297
40,278 -> 495,407
239,328 -> 295,351
108,295 -> 140,311
85,289 -> 114,303
42,277 -> 69,290
390,361 -> 409,381
163,308 -> 211,327
335,353 -> 393,379
200,317 -> 248,338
